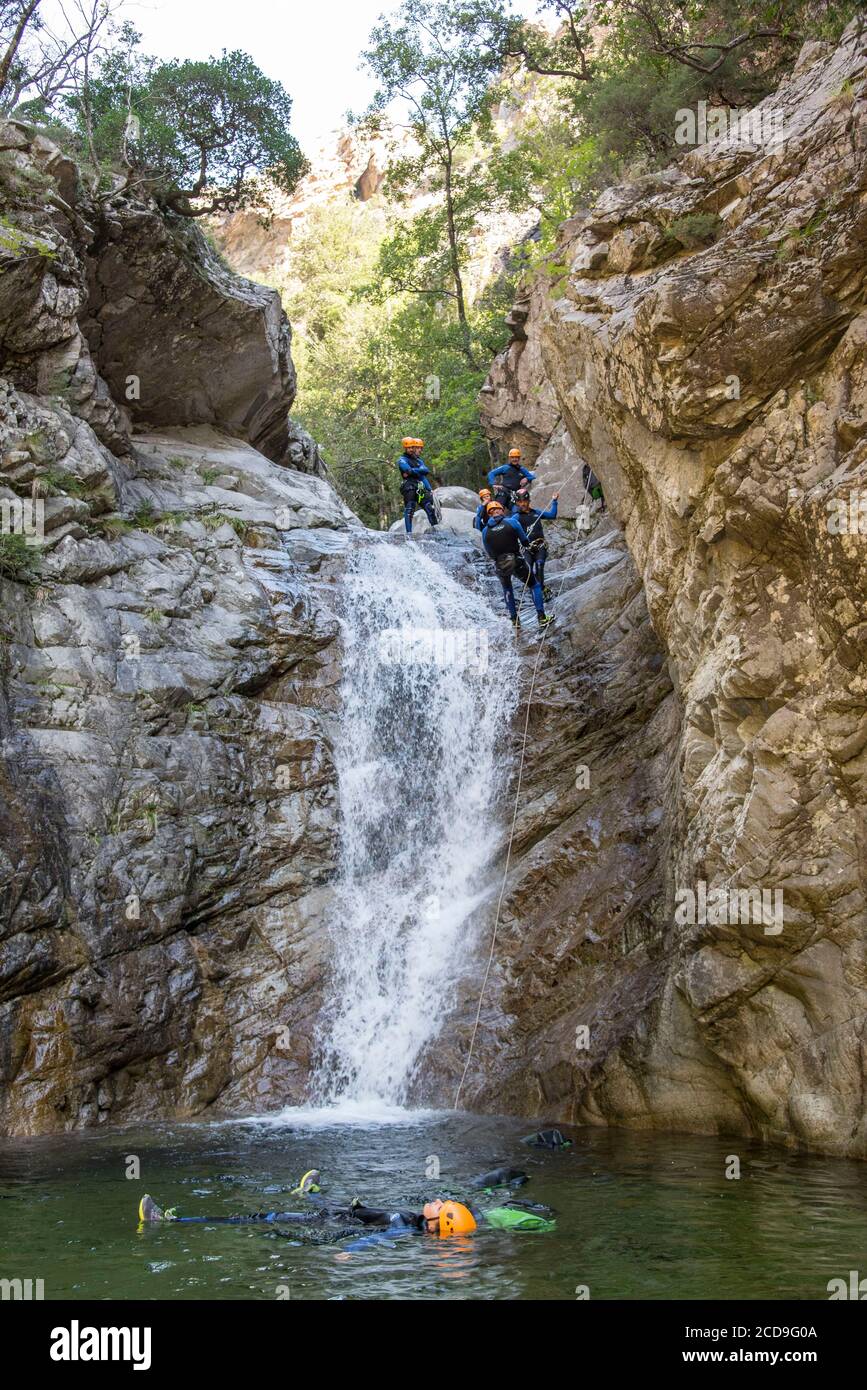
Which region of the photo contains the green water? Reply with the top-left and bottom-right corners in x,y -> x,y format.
1,1110 -> 864,1301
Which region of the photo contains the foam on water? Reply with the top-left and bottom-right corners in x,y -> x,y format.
231,1099 -> 443,1130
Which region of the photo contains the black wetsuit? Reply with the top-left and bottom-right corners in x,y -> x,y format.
515,499 -> 557,590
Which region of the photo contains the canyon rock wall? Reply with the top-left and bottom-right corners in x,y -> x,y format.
469,21 -> 867,1157
0,124 -> 357,1134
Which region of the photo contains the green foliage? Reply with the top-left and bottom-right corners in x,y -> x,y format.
67,38 -> 307,216
130,500 -> 158,530
776,207 -> 828,261
91,515 -> 131,540
0,215 -> 56,260
666,212 -> 724,250
202,511 -> 246,536
282,0 -> 857,530
0,534 -> 41,583
358,0 -> 509,364
285,200 -> 508,527
42,468 -> 85,496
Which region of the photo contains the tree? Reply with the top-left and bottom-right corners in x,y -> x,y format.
280,197 -> 511,527
358,0 -> 505,367
69,46 -> 307,215
473,1 -> 859,98
0,0 -> 123,116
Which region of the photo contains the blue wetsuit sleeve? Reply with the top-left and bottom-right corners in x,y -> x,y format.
520,466 -> 536,482
487,464 -> 507,486
342,1222 -> 416,1253
507,515 -> 530,543
538,500 -> 558,520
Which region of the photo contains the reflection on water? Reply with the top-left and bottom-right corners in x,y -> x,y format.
1,1112 -> 865,1301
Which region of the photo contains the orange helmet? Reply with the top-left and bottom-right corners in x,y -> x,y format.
508,448 -> 521,460
414,438 -> 424,449
439,1201 -> 476,1237
401,437 -> 416,449
479,488 -> 491,501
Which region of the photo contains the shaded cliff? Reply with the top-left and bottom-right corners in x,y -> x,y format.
468,21 -> 867,1157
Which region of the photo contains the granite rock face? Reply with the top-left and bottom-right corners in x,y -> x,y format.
0,393 -> 359,1134
0,125 -> 358,1134
0,120 -> 303,467
470,21 -> 867,1158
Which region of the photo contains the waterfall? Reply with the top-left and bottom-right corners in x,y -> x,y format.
313,536 -> 518,1110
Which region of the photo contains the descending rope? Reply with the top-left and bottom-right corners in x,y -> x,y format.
453,470 -> 592,1110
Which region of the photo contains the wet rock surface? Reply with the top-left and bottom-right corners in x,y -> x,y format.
468,22 -> 867,1158
0,125 -> 359,1134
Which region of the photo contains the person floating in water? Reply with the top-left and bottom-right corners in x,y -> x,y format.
398,436 -> 439,535
137,1167 -> 555,1251
488,447 -> 535,510
481,497 -> 552,630
513,489 -> 558,602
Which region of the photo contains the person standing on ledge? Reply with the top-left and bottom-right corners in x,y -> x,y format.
398,436 -> 439,535
487,447 -> 536,510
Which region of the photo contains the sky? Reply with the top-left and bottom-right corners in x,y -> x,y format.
115,0 -> 542,149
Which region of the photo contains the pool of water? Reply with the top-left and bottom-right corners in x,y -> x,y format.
1,1110 -> 864,1301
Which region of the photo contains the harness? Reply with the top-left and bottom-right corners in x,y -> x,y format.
518,509 -> 544,547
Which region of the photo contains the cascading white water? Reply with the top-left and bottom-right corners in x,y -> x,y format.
313,537 -> 518,1110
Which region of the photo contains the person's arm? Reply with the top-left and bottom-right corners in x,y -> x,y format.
487,464 -> 507,486
340,1226 -> 412,1253
519,466 -> 536,482
538,495 -> 559,520
508,515 -> 531,544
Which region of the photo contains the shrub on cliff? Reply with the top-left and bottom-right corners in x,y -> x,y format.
0,533 -> 41,584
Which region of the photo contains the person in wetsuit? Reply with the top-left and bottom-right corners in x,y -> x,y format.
474,488 -> 493,531
138,1170 -> 554,1251
398,436 -> 439,535
514,489 -> 559,601
487,448 -> 536,510
481,498 -> 551,630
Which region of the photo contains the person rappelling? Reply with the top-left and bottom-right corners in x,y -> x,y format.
398,436 -> 440,536
513,489 -> 559,602
481,497 -> 552,631
487,447 -> 536,510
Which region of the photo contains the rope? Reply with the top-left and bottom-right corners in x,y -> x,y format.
453,468 -> 593,1110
